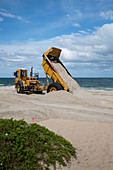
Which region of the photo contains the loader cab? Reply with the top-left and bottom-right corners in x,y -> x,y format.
14,69 -> 28,88
14,69 -> 28,79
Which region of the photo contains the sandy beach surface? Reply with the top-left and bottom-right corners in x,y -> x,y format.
0,86 -> 113,169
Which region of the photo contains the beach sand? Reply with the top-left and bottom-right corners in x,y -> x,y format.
0,86 -> 113,169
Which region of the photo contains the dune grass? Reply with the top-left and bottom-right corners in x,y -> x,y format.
0,118 -> 77,170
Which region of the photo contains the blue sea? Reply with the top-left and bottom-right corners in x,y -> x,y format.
0,77 -> 113,91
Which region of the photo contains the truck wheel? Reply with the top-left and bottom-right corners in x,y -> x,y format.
17,83 -> 24,93
47,82 -> 63,93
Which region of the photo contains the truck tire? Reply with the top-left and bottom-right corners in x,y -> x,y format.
47,82 -> 63,93
17,82 -> 24,93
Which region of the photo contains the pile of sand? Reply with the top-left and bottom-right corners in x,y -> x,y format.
52,62 -> 81,93
51,62 -> 102,106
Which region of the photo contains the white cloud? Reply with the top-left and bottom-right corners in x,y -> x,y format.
0,8 -> 6,12
0,17 -> 3,22
0,11 -> 16,18
74,10 -> 82,17
66,9 -> 82,21
100,10 -> 113,20
73,23 -> 80,27
66,14 -> 70,17
62,48 -> 79,60
5,55 -> 26,62
0,10 -> 30,23
87,29 -> 91,32
79,30 -> 88,34
0,23 -> 113,77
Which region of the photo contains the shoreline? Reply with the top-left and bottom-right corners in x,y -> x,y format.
0,77 -> 113,91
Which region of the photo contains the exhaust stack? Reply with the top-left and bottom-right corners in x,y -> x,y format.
30,67 -> 33,77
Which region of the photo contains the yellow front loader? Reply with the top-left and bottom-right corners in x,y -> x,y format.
14,68 -> 45,93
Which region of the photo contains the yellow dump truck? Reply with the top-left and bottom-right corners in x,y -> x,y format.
14,68 -> 45,93
42,47 -> 73,93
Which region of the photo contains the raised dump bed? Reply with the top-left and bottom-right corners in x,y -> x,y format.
42,47 -> 80,93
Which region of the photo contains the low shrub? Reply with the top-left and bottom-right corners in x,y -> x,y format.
0,118 -> 77,169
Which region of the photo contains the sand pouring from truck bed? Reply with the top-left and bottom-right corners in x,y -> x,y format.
52,62 -> 101,106
52,62 -> 81,93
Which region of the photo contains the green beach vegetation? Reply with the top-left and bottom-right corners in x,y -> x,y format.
0,118 -> 77,170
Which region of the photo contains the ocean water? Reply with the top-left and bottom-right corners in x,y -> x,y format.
0,78 -> 113,91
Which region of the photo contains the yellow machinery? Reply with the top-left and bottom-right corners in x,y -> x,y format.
14,68 -> 44,93
42,47 -> 71,93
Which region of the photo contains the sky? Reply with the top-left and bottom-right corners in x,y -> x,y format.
0,0 -> 113,77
